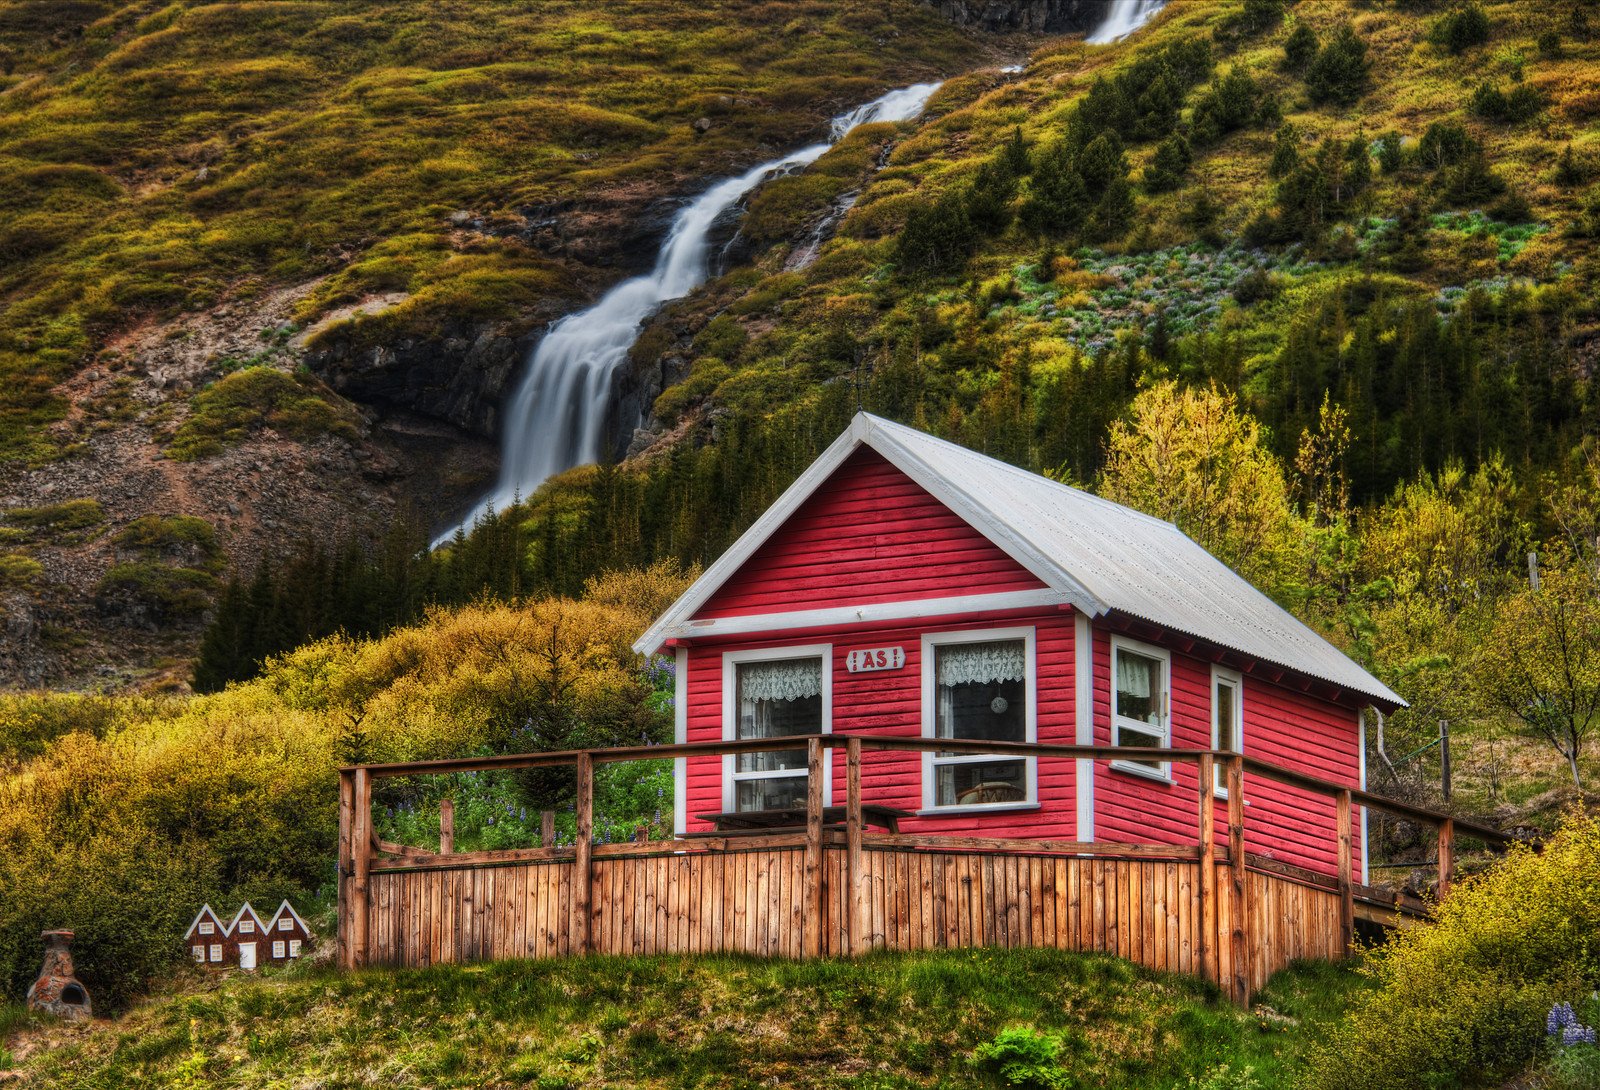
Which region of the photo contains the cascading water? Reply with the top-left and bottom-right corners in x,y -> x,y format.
442,81 -> 942,542
1086,0 -> 1166,43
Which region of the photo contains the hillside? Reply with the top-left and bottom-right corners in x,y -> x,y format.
0,0 -> 1005,686
1,950 -> 1363,1088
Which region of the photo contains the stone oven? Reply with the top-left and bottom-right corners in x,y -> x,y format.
26,929 -> 92,1021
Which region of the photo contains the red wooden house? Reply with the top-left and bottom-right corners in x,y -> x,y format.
264,900 -> 313,963
225,903 -> 268,970
184,904 -> 228,966
635,413 -> 1403,881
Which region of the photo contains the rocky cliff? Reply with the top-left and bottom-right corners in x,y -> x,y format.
920,0 -> 1111,33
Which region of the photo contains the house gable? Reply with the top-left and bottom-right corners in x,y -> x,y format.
695,448 -> 1046,620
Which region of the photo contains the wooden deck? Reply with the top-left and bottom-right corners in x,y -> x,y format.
337,736 -> 1508,1005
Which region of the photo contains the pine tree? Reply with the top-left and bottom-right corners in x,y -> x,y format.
1019,141 -> 1089,237
1268,123 -> 1300,179
1089,175 -> 1135,242
1143,133 -> 1191,193
895,190 -> 977,274
1282,22 -> 1318,71
1306,24 -> 1370,106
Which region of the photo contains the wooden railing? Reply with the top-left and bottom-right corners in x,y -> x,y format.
337,735 -> 1510,1004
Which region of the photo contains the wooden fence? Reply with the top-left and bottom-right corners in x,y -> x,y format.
338,736 -> 1509,1005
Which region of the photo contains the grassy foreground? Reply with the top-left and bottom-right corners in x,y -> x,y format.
4,950 -> 1363,1089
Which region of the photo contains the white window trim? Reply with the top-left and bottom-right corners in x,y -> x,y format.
273,940 -> 286,958
289,939 -> 302,957
208,944 -> 222,963
721,644 -> 832,811
1109,635 -> 1173,783
1211,665 -> 1244,797
920,626 -> 1039,812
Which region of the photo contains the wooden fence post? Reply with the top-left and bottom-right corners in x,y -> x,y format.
1437,817 -> 1454,901
574,754 -> 594,954
439,798 -> 454,855
1336,788 -> 1354,955
352,767 -> 372,968
1197,753 -> 1216,984
846,737 -> 864,957
1227,755 -> 1250,1006
337,770 -> 353,969
802,737 -> 824,958
541,810 -> 555,848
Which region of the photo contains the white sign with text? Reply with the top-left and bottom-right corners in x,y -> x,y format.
845,646 -> 905,673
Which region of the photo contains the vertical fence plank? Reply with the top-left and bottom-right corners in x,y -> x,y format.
846,737 -> 864,956
803,738 -> 824,958
573,753 -> 593,955
1336,788 -> 1354,955
1197,752 -> 1216,983
1227,755 -> 1250,1006
337,771 -> 353,969
352,767 -> 372,968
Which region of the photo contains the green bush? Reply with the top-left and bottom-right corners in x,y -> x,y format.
167,367 -> 358,461
1307,813 -> 1600,1090
1,498 -> 105,540
974,1025 -> 1079,1089
1429,5 -> 1490,54
1306,24 -> 1370,106
0,553 -> 42,589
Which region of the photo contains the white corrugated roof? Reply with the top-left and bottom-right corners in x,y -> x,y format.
636,412 -> 1403,708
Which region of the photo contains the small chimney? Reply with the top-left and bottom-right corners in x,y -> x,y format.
26,930 -> 92,1021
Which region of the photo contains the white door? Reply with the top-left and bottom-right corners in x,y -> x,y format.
238,942 -> 256,970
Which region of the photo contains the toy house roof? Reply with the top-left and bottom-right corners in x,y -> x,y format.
636,412 -> 1403,709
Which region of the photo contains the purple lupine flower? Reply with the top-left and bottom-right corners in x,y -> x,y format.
1548,1002 -> 1598,1047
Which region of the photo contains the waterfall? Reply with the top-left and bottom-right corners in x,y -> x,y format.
1086,0 -> 1166,43
440,80 -> 943,544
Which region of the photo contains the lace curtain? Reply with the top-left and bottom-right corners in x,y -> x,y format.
1116,649 -> 1155,699
738,658 -> 822,703
936,640 -> 1025,689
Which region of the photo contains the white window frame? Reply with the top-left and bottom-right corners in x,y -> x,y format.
192,945 -> 205,962
273,940 -> 286,958
920,626 -> 1039,814
1109,635 -> 1172,783
238,919 -> 254,934
208,944 -> 222,963
289,939 -> 302,957
197,920 -> 214,936
279,917 -> 294,932
1211,665 -> 1244,797
721,644 -> 833,811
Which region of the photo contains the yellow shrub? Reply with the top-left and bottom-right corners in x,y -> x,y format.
1309,813 -> 1600,1089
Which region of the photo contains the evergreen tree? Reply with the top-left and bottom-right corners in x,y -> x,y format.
1555,144 -> 1587,187
895,190 -> 976,274
1306,24 -> 1370,106
965,153 -> 1018,233
1268,122 -> 1301,179
1089,174 -> 1136,242
1375,130 -> 1405,174
1144,133 -> 1191,193
1001,126 -> 1030,177
1077,132 -> 1128,192
1282,22 -> 1319,71
1418,121 -> 1476,170
1019,141 -> 1089,237
1429,4 -> 1491,53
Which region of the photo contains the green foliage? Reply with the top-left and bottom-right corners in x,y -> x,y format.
974,1025 -> 1077,1088
1020,142 -> 1090,237
1282,22 -> 1319,71
1470,81 -> 1544,123
1305,24 -> 1371,106
1,574 -> 688,1011
167,367 -> 358,461
1191,67 -> 1264,144
1,497 -> 104,542
1429,5 -> 1492,54
0,552 -> 41,589
895,189 -> 977,275
1145,134 -> 1192,194
1309,813 -> 1600,1090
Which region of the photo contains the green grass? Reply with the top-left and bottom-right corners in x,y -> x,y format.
9,951 -> 1366,1089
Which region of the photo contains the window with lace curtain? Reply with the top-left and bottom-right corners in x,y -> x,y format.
922,628 -> 1036,809
724,648 -> 829,811
1111,636 -> 1171,780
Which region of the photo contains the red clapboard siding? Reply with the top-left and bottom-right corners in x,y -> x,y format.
1090,627 -> 1361,878
695,448 -> 1046,618
682,612 -> 1080,838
